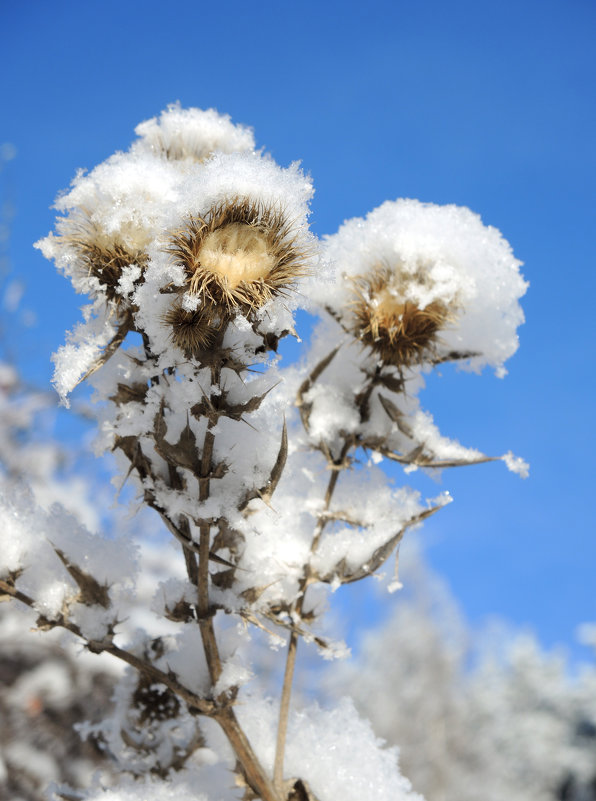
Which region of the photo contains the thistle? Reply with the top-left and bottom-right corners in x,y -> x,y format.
167,198 -> 309,322
24,106 -> 527,801
61,216 -> 150,306
349,264 -> 452,366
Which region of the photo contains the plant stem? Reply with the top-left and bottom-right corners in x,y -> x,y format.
273,437 -> 352,791
0,579 -> 215,716
191,388 -> 281,800
273,629 -> 299,794
218,708 -> 283,801
273,364 -> 380,790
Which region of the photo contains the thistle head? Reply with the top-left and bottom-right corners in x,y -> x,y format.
318,199 -> 527,374
163,303 -> 221,358
165,198 -> 310,354
62,219 -> 149,306
349,264 -> 452,366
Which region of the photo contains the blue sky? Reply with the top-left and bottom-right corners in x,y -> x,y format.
1,0 -> 595,658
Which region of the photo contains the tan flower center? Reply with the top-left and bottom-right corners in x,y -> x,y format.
196,223 -> 276,289
369,288 -> 408,339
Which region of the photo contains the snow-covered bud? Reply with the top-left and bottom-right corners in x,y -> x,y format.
61,216 -> 150,306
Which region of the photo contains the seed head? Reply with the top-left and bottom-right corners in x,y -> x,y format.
167,198 -> 308,319
349,265 -> 452,366
63,217 -> 149,304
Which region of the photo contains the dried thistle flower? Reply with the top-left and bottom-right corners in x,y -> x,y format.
164,303 -> 220,357
167,198 -> 309,322
349,264 -> 452,366
63,217 -> 149,304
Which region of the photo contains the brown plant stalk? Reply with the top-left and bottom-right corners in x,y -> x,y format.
273,353 -> 381,792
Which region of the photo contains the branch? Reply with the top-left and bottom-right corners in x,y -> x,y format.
0,577 -> 215,716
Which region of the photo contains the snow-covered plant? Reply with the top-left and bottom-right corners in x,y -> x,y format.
1,103 -> 528,801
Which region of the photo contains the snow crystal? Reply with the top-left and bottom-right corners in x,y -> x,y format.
213,657 -> 253,697
51,301 -> 120,405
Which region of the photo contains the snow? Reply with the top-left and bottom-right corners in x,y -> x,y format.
502,450 -> 530,478
239,695 -> 423,801
133,102 -> 255,161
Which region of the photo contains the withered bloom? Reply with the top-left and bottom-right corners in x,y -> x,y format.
169,199 -> 307,312
63,216 -> 149,305
349,264 -> 451,366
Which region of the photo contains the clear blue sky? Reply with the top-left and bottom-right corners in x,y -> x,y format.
1,0 -> 595,659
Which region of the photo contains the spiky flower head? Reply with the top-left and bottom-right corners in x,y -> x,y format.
59,216 -> 149,306
163,303 -> 220,358
166,198 -> 309,353
37,107 -> 315,396
316,199 -> 527,375
349,264 -> 451,366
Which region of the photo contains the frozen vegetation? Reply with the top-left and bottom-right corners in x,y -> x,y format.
0,103 -> 539,800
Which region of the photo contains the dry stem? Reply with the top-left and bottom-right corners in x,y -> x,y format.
273,431 -> 353,792
274,361 -> 385,790
0,579 -> 214,716
167,377 -> 282,801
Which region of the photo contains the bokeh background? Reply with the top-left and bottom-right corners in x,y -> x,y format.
1,0 -> 594,659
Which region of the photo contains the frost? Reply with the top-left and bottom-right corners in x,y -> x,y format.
51,302 -> 120,405
213,657 -> 253,696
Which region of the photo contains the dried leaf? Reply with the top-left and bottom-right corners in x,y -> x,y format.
165,599 -> 195,623
211,521 -> 243,555
432,349 -> 480,365
154,415 -> 202,474
404,443 -> 425,462
109,381 -> 148,405
378,371 -> 405,393
321,505 -> 443,585
260,418 -> 287,503
240,579 -> 279,604
378,393 -> 414,438
52,546 -> 111,608
297,345 -> 341,430
36,615 -> 58,632
73,313 -> 133,389
225,383 -> 279,420
113,434 -> 152,481
381,447 -> 497,469
211,568 -> 236,590
240,419 -> 287,510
